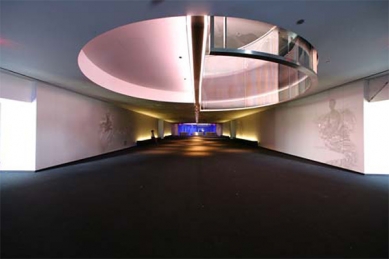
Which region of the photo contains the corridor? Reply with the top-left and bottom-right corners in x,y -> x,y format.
1,137 -> 388,258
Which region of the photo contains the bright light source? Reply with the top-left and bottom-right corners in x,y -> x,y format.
364,99 -> 389,174
0,98 -> 36,170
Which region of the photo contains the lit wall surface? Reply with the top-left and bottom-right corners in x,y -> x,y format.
227,79 -> 366,173
0,70 -> 165,171
163,120 -> 172,137
35,82 -> 160,170
0,98 -> 36,170
364,99 -> 389,174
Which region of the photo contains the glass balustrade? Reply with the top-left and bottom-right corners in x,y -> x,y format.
201,16 -> 318,111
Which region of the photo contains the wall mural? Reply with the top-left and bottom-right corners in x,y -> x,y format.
99,111 -> 114,151
315,99 -> 357,170
99,109 -> 133,152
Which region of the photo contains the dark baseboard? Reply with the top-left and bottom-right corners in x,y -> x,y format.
0,170 -> 35,173
35,145 -> 142,172
136,138 -> 160,146
256,144 -> 366,175
230,138 -> 259,147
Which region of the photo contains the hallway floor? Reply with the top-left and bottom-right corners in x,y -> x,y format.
1,137 -> 388,258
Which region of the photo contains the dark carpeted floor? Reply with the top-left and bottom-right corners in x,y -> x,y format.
1,137 -> 388,258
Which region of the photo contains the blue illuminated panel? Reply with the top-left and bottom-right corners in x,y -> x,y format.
178,123 -> 216,136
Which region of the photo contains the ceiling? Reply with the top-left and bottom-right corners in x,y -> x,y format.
78,16 -> 195,103
1,0 -> 388,123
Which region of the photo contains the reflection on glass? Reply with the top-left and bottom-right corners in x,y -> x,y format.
210,16 -> 317,71
202,16 -> 318,111
201,56 -> 310,110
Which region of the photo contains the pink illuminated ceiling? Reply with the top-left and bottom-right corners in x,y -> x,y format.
79,16 -> 195,103
79,16 -> 287,105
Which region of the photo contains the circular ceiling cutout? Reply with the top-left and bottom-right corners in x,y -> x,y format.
79,16 -> 195,103
78,16 -> 318,109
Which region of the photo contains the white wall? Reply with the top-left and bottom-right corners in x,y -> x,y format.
229,80 -> 365,173
364,74 -> 389,174
230,120 -> 237,139
35,82 -> 159,170
156,119 -> 172,139
222,122 -> 231,137
0,70 -> 170,171
0,98 -> 36,171
0,71 -> 36,102
0,70 -> 37,171
163,120 -> 172,137
216,124 -> 222,136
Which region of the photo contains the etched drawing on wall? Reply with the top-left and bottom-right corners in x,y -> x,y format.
99,109 -> 132,152
315,99 -> 357,169
99,111 -> 114,151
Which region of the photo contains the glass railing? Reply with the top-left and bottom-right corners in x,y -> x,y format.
201,16 -> 318,111
209,16 -> 318,71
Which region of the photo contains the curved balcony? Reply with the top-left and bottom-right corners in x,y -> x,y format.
200,16 -> 318,111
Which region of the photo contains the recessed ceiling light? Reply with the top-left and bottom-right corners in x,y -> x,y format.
296,19 -> 305,25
